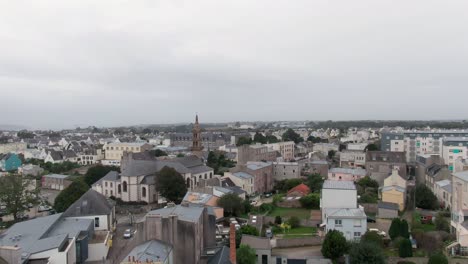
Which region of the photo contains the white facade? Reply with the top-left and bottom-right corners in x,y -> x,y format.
320,181 -> 358,220
265,141 -> 295,161
224,172 -> 254,195
325,209 -> 367,241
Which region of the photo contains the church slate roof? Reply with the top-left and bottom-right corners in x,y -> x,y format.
62,189 -> 113,217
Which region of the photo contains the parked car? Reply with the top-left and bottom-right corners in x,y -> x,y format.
369,228 -> 386,237
123,229 -> 133,239
367,216 -> 376,223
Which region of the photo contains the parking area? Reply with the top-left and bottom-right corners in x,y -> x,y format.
367,218 -> 392,235
40,189 -> 61,205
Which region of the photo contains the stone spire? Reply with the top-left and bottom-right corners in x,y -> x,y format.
191,114 -> 203,157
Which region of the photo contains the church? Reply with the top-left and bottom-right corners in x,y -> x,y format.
92,115 -> 215,203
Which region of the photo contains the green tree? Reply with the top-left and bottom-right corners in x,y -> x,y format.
428,252 -> 448,264
275,216 -> 282,225
0,175 -> 39,221
217,193 -> 244,216
349,242 -> 385,264
237,137 -> 253,146
358,193 -> 378,203
361,231 -> 384,248
17,130 -> 35,139
54,179 -> 89,213
299,193 -> 320,209
84,165 -> 120,186
398,238 -> 413,258
307,136 -> 322,143
288,216 -> 301,228
207,151 -> 218,170
400,219 -> 410,239
156,167 -> 187,203
272,194 -> 284,206
306,173 -> 324,192
253,132 -> 267,144
265,135 -> 279,143
356,176 -> 379,189
434,212 -> 450,232
321,230 -> 349,260
389,218 -> 402,240
328,150 -> 336,160
240,225 -> 259,236
282,128 -> 303,144
415,184 -> 438,210
150,149 -> 168,157
366,143 -> 380,151
237,244 -> 256,264
274,178 -> 303,193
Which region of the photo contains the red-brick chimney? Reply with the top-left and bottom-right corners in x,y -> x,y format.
230,223 -> 237,264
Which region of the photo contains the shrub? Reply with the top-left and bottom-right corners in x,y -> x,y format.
398,238 -> 413,258
299,193 -> 320,209
275,216 -> 282,225
288,216 -> 300,228
428,252 -> 448,264
321,230 -> 349,260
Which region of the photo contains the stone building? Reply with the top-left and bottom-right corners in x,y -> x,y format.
365,151 -> 407,185
144,204 -> 216,264
237,144 -> 277,165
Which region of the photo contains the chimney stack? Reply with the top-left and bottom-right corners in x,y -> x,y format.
229,223 -> 237,264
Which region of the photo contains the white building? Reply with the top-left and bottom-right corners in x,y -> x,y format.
324,208 -> 367,241
224,172 -> 254,195
320,180 -> 358,220
265,141 -> 296,161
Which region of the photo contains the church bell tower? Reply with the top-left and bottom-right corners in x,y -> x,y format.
191,114 -> 204,157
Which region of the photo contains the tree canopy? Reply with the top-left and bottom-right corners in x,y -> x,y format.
274,178 -> 304,193
236,137 -> 253,146
389,218 -> 409,240
84,165 -> 120,186
156,166 -> 187,203
398,238 -> 413,258
321,230 -> 349,260
428,252 -> 448,264
299,193 -> 320,209
237,244 -> 256,264
434,212 -> 450,232
282,128 -> 303,144
349,242 -> 385,264
0,175 -> 39,221
217,193 -> 244,216
306,173 -> 324,192
54,179 -> 89,213
366,143 -> 380,151
206,151 -> 236,175
150,149 -> 168,157
415,184 -> 438,210
307,135 -> 322,143
361,231 -> 383,248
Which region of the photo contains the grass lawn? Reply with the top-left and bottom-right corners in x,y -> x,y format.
275,226 -> 317,238
268,207 -> 311,220
418,223 -> 436,232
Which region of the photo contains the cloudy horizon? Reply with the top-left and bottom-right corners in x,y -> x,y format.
1,1 -> 468,129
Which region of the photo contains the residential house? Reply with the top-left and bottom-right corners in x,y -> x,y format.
42,174 -> 72,190
272,162 -> 300,181
224,172 -> 254,195
450,171 -> 468,256
320,180 -> 358,221
424,164 -> 451,193
380,169 -> 407,211
313,143 -> 339,156
328,168 -> 367,182
265,141 -> 295,161
339,150 -> 366,168
287,183 -> 310,197
0,153 -> 22,171
0,189 -> 114,264
454,158 -> 468,174
434,179 -> 452,209
145,204 -> 216,264
240,235 -> 271,264
45,150 -> 64,164
365,151 -> 407,185
324,208 -> 367,241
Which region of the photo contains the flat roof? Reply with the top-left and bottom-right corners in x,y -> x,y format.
322,180 -> 356,190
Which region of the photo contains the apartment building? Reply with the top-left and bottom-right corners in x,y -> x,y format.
381,130 -> 468,163
442,138 -> 468,172
339,150 -> 366,168
450,171 -> 468,255
265,141 -> 295,161
102,142 -> 153,166
237,144 -> 277,165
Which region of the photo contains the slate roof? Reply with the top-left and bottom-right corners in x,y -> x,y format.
241,235 -> 271,250
125,240 -> 173,263
232,172 -> 254,180
453,171 -> 468,182
381,185 -> 406,193
62,189 -> 113,218
246,162 -> 271,170
147,204 -> 208,222
43,174 -> 69,179
208,246 -> 232,264
48,150 -> 63,161
327,208 -> 366,219
322,180 -> 356,190
329,167 -> 367,176
378,201 -> 399,210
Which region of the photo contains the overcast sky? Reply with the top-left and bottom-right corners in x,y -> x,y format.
1,1 -> 468,129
